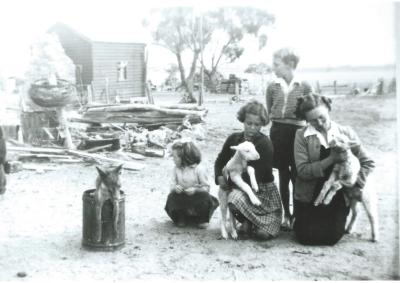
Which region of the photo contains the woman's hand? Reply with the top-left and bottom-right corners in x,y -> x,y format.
184,187 -> 197,195
173,184 -> 185,194
329,149 -> 347,163
217,175 -> 229,191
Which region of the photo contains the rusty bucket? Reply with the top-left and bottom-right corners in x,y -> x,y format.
82,189 -> 125,251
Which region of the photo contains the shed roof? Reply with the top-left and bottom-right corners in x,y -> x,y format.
49,22 -> 148,45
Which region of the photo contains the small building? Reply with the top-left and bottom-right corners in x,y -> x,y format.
218,74 -> 242,95
48,22 -> 147,104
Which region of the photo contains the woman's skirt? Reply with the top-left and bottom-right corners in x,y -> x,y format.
228,182 -> 282,237
293,190 -> 350,246
165,191 -> 219,224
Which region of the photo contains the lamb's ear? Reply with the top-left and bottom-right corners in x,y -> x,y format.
348,140 -> 360,148
328,139 -> 337,147
230,145 -> 238,151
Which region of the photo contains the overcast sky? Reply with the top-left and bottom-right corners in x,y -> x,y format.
0,0 -> 395,78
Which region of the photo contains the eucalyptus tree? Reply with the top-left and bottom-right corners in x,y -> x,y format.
145,6 -> 274,102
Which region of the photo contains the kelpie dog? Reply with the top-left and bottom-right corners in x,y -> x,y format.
93,164 -> 123,242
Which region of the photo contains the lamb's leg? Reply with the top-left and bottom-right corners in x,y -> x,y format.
247,166 -> 258,192
228,208 -> 238,240
231,175 -> 261,206
345,199 -> 358,234
361,196 -> 379,242
323,181 -> 342,205
218,189 -> 229,239
314,172 -> 336,206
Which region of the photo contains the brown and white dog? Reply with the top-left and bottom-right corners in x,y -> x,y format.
314,135 -> 378,242
93,164 -> 123,242
219,141 -> 261,240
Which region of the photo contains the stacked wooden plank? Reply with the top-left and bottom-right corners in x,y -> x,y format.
80,103 -> 207,128
7,145 -> 144,171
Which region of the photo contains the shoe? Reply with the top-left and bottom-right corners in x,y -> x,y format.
280,216 -> 293,231
175,215 -> 187,227
253,228 -> 273,241
238,220 -> 252,234
197,222 -> 209,229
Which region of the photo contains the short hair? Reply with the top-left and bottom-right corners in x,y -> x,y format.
273,48 -> 300,69
237,100 -> 269,126
294,93 -> 332,120
171,140 -> 201,167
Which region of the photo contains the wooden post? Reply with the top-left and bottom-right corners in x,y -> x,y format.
333,80 -> 337,95
235,81 -> 239,96
17,126 -> 24,143
56,108 -> 74,149
145,82 -> 154,104
143,47 -> 155,104
315,81 -> 321,94
376,78 -> 384,96
105,78 -> 110,105
198,12 -> 204,106
87,85 -> 93,104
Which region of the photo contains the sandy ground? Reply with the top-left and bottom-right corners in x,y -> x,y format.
0,93 -> 398,281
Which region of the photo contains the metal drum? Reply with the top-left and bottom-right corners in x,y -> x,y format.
82,189 -> 125,251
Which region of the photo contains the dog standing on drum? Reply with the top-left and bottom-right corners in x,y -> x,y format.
94,164 -> 123,242
219,141 -> 261,240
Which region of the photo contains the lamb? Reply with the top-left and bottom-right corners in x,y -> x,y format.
314,135 -> 379,242
219,141 -> 261,240
314,135 -> 361,206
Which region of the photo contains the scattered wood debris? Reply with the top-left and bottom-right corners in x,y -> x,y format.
8,103 -> 208,173
79,103 -> 207,129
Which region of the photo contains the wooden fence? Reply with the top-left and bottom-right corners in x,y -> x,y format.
315,78 -> 394,96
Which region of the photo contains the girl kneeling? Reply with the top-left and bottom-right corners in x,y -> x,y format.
165,140 -> 219,228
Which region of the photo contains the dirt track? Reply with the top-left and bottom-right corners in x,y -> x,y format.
0,94 -> 398,281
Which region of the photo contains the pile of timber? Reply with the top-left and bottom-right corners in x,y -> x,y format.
77,104 -> 208,129
7,145 -> 144,171
6,104 -> 209,173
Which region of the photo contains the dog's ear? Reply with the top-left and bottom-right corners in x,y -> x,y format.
114,164 -> 123,174
96,166 -> 107,178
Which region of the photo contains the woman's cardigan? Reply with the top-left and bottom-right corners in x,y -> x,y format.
294,124 -> 375,203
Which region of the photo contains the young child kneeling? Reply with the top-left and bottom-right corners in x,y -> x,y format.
165,140 -> 219,228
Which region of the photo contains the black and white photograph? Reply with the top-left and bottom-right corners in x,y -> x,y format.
0,0 -> 398,281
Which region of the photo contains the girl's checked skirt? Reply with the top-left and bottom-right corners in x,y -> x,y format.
228,182 -> 282,237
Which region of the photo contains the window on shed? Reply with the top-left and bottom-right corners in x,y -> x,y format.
117,61 -> 128,81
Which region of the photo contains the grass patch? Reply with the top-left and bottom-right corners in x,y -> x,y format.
330,95 -> 396,152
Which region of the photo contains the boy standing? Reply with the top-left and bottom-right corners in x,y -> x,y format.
266,48 -> 312,229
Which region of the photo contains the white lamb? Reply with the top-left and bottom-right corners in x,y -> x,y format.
218,141 -> 261,240
314,134 -> 379,242
314,134 -> 361,206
